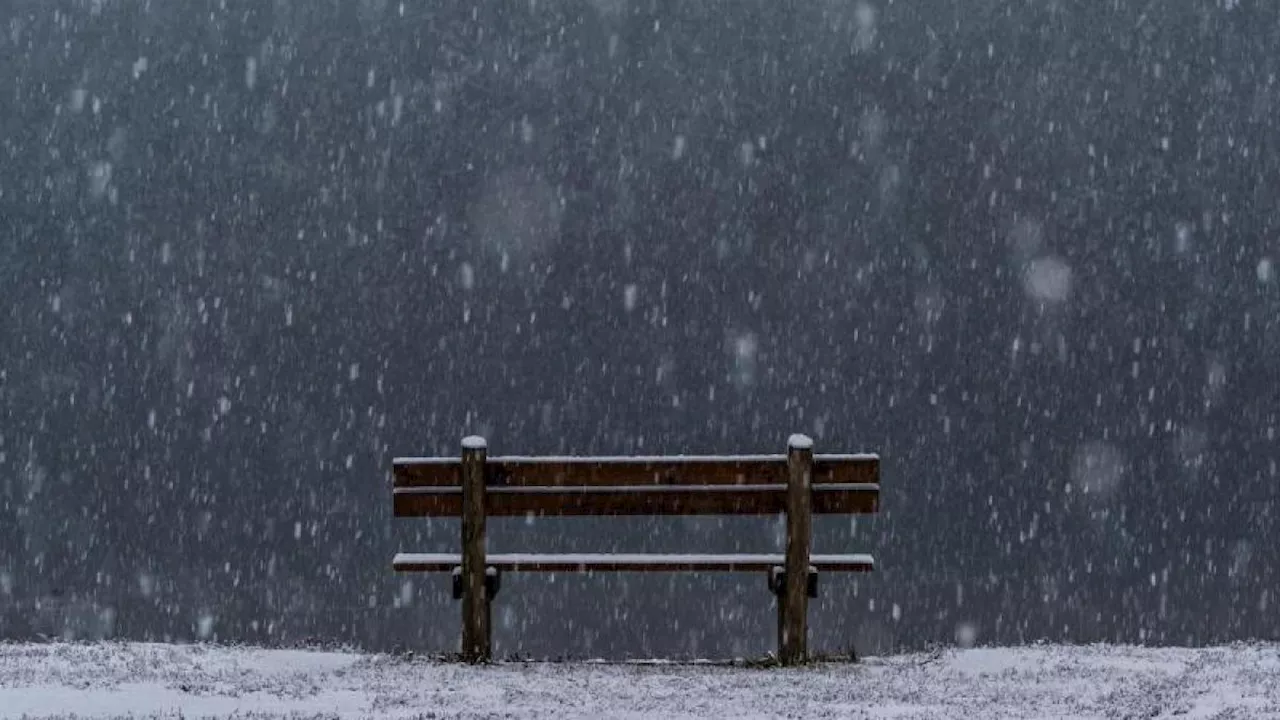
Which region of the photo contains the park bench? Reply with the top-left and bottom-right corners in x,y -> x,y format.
391,434 -> 879,664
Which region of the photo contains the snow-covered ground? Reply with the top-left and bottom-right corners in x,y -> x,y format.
2,641 -> 1277,719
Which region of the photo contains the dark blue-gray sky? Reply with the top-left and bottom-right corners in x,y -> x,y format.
1,0 -> 1277,657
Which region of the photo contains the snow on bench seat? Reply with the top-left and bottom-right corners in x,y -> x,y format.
391,552 -> 876,573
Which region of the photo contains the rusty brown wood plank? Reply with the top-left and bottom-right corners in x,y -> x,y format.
392,552 -> 877,573
393,454 -> 879,488
392,483 -> 879,517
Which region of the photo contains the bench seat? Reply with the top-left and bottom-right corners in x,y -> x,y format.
392,552 -> 875,573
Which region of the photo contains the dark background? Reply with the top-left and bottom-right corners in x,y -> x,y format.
1,0 -> 1277,659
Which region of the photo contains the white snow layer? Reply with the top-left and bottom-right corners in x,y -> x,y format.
391,551 -> 876,569
787,434 -> 814,450
393,452 -> 879,466
1,641 -> 1277,719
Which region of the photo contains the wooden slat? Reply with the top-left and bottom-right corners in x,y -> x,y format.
392,552 -> 876,573
393,454 -> 879,489
393,483 -> 879,517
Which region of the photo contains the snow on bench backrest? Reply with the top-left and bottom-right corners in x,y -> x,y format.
393,453 -> 880,488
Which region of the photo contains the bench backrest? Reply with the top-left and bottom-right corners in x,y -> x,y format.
393,453 -> 880,517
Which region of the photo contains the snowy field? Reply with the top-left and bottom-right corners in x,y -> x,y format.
1,641 -> 1277,719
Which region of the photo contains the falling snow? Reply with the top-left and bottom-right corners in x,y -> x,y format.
1021,255 -> 1073,304
0,0 -> 1276,682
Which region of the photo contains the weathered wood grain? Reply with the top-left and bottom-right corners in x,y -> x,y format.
459,440 -> 489,663
393,455 -> 879,489
393,482 -> 879,517
780,439 -> 813,666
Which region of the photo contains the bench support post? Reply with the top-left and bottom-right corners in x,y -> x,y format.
460,436 -> 490,662
780,434 -> 813,666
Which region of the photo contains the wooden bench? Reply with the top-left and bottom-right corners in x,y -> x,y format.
391,434 -> 880,664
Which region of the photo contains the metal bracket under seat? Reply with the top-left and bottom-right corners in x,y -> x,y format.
767,565 -> 818,599
452,566 -> 502,599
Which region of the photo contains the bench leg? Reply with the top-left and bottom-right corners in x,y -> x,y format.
776,578 -> 788,662
781,435 -> 814,665
770,566 -> 818,664
460,437 -> 490,662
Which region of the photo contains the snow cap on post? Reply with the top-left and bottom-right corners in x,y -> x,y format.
461,435 -> 488,450
788,434 -> 814,451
